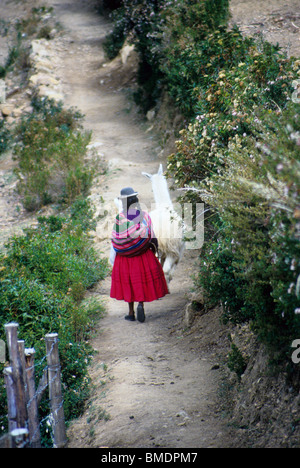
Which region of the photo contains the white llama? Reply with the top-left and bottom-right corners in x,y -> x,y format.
142,164 -> 185,283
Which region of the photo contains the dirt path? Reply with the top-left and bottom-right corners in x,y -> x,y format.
37,0 -> 232,448
229,0 -> 300,58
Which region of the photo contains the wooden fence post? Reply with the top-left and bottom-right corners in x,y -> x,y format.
25,348 -> 41,448
17,340 -> 26,387
3,324 -> 67,448
45,333 -> 67,448
3,367 -> 17,433
4,323 -> 28,430
10,428 -> 29,448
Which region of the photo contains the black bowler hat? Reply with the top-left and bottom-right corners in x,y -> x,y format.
118,187 -> 138,199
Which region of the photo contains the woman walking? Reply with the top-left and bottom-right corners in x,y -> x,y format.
110,187 -> 169,322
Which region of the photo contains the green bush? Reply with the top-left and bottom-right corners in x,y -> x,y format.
103,0 -> 230,111
228,343 -> 248,380
167,30 -> 297,186
194,103 -> 300,366
0,200 -> 108,445
3,209 -> 106,303
103,7 -> 127,60
0,6 -> 51,79
102,0 -> 122,11
196,234 -> 255,324
162,0 -> 229,47
15,6 -> 53,38
0,35 -> 23,78
14,97 -> 93,211
0,119 -> 11,154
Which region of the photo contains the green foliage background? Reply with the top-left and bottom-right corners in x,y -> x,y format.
0,200 -> 108,445
14,97 -> 94,211
0,12 -> 109,443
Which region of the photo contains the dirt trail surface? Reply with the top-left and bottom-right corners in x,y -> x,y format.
230,0 -> 300,58
36,0 -> 232,448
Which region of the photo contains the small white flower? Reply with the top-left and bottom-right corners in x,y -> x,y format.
288,283 -> 295,294
291,259 -> 297,271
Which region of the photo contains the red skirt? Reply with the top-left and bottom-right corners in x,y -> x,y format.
110,249 -> 169,303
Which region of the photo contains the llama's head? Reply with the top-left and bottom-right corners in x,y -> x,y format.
142,164 -> 172,208
142,163 -> 163,181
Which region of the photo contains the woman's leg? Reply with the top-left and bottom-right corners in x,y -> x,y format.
129,302 -> 134,316
125,302 -> 135,321
137,302 -> 145,323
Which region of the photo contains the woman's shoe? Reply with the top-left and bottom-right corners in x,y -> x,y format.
125,314 -> 135,321
137,303 -> 145,323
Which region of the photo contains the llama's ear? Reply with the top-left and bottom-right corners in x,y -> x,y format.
158,164 -> 163,175
142,172 -> 152,179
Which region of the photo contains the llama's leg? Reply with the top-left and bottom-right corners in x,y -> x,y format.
163,256 -> 174,283
169,256 -> 181,282
160,253 -> 166,268
168,263 -> 176,282
125,302 -> 135,321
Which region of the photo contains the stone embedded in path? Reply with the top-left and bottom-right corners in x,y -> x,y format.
0,103 -> 14,117
29,39 -> 64,103
30,40 -> 50,61
29,74 -> 60,87
87,142 -> 104,150
38,86 -> 64,102
35,59 -> 54,74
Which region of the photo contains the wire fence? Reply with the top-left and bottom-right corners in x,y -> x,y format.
0,323 -> 67,449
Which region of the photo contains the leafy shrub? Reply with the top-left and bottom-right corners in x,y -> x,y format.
119,0 -> 166,111
167,30 -> 297,187
196,234 -> 255,324
0,119 -> 11,154
161,0 -> 230,54
0,6 -> 51,79
102,0 -> 122,11
15,6 -> 54,38
103,0 -> 230,111
14,97 -> 93,210
0,200 -> 108,444
69,196 -> 97,231
0,31 -> 25,78
4,210 -> 106,302
104,0 -> 229,112
228,344 -> 248,380
193,103 -> 300,366
103,7 -> 127,60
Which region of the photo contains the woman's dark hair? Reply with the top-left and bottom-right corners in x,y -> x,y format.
122,195 -> 143,224
122,195 -> 139,212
